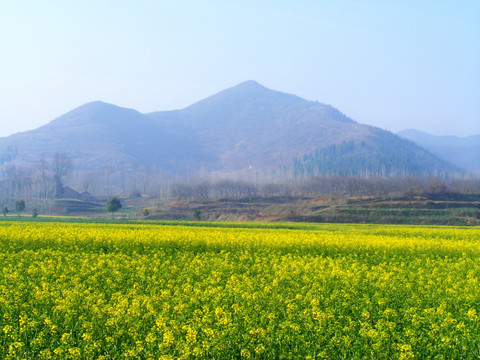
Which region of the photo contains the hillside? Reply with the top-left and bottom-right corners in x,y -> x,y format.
147,81 -> 368,172
0,101 -> 212,174
0,81 -> 461,188
145,193 -> 480,226
398,129 -> 480,174
148,81 -> 459,177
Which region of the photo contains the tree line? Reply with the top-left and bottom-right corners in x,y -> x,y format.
293,140 -> 462,178
167,176 -> 480,200
0,152 -> 73,201
1,149 -> 479,209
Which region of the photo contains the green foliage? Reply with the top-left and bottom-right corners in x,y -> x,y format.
142,208 -> 150,217
15,200 -> 25,216
105,197 -> 122,214
2,206 -> 8,217
193,210 -> 202,221
32,208 -> 38,218
293,137 -> 457,178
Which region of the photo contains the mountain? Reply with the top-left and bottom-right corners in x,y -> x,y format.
398,129 -> 480,174
0,81 -> 462,187
147,81 -> 363,171
148,81 -> 459,177
0,101 -> 211,174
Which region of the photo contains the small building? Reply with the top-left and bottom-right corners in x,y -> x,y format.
80,191 -> 94,201
62,186 -> 81,199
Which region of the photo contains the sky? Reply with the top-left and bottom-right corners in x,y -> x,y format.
1,1 -> 479,138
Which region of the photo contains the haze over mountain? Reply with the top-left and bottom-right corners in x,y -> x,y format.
0,81 -> 462,188
0,101 -> 210,174
148,81 -> 363,172
398,129 -> 480,174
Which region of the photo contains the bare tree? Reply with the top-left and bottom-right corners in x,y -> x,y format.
102,166 -> 114,196
3,165 -> 33,201
36,158 -> 51,199
81,176 -> 91,193
171,182 -> 193,200
192,180 -> 211,199
142,167 -> 153,194
52,152 -> 73,198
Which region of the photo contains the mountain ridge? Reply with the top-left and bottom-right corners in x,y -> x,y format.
146,82 -> 366,171
0,101 -> 212,173
398,129 -> 480,147
0,81 -> 463,190
398,129 -> 480,173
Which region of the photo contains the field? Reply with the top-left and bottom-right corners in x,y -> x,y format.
1,221 -> 480,359
145,193 -> 480,226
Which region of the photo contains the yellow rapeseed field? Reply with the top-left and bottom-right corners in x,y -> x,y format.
0,221 -> 479,359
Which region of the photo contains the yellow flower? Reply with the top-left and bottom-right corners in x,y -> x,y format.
61,333 -> 71,345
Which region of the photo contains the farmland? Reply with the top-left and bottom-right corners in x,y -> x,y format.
1,220 -> 480,359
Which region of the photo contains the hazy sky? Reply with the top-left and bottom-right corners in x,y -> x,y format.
1,1 -> 479,138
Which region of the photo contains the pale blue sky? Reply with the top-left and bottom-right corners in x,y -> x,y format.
1,1 -> 479,137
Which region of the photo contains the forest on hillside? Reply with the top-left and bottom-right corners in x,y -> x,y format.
293,140 -> 463,178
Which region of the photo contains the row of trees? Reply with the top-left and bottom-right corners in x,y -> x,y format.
2,200 -> 24,216
0,155 -> 162,200
2,200 -> 38,217
167,176 -> 480,200
2,150 -> 479,204
293,140 -> 458,178
1,197 -> 122,218
171,179 -> 258,199
0,152 -> 73,202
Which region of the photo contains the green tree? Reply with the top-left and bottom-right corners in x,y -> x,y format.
15,200 -> 25,216
193,210 -> 202,221
106,197 -> 122,218
2,206 -> 8,217
143,208 -> 150,217
32,208 -> 38,218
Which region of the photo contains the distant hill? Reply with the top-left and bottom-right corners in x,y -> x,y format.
0,81 -> 462,190
0,101 -> 211,174
398,129 -> 480,174
148,81 -> 459,177
147,81 -> 363,171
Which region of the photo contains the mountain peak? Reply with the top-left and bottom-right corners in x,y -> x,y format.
44,101 -> 145,131
182,80 -> 307,115
224,80 -> 301,99
233,80 -> 266,90
72,101 -> 130,113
